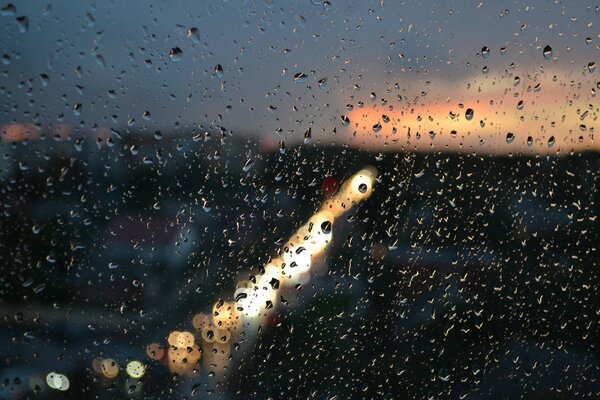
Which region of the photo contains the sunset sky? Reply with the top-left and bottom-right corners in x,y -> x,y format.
1,0 -> 597,155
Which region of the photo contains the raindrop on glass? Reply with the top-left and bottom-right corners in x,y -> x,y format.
481,46 -> 490,58
465,108 -> 474,121
169,47 -> 183,62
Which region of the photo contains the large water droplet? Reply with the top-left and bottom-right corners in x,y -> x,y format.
543,45 -> 553,59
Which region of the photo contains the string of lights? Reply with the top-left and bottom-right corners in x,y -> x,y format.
91,167 -> 378,382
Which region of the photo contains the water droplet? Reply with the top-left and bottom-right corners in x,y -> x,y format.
188,27 -> 200,44
548,136 -> 555,147
543,45 -> 553,59
340,115 -> 350,126
588,62 -> 596,73
269,278 -> 280,290
321,221 -> 332,234
372,122 -> 382,132
481,46 -> 490,58
527,136 -> 533,146
73,103 -> 82,116
318,77 -> 328,89
465,108 -> 474,121
293,72 -> 307,83
358,183 -> 368,193
235,292 -> 248,302
304,128 -> 312,144
215,64 -> 224,77
39,73 -> 49,87
15,16 -> 28,33
506,132 -> 515,143
169,47 -> 183,62
243,158 -> 254,172
1,4 -> 16,16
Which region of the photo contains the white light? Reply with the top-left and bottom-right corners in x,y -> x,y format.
46,372 -> 69,391
126,360 -> 146,379
283,245 -> 312,278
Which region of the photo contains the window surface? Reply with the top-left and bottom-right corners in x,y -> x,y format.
1,1 -> 598,399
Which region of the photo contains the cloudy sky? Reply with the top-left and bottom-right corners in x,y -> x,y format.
1,0 -> 597,154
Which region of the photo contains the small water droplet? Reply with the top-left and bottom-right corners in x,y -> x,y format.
548,136 -> 555,147
304,128 -> 312,144
15,15 -> 28,33
318,77 -> 328,89
465,108 -> 474,121
214,64 -> 224,77
506,132 -> 515,143
188,27 -> 200,44
543,45 -> 553,59
293,72 -> 307,83
169,47 -> 183,62
1,4 -> 16,16
340,115 -> 350,126
481,46 -> 490,58
321,221 -> 332,234
243,158 -> 254,172
39,73 -> 49,87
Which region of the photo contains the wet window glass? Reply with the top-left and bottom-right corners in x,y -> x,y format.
1,1 -> 598,398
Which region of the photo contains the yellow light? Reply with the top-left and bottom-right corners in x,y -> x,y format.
146,343 -> 165,360
282,243 -> 312,277
175,331 -> 195,348
192,313 -> 210,331
101,358 -> 119,379
212,301 -> 240,328
167,331 -> 181,347
126,361 -> 146,379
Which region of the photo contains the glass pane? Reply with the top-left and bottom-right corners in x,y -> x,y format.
1,1 -> 598,398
